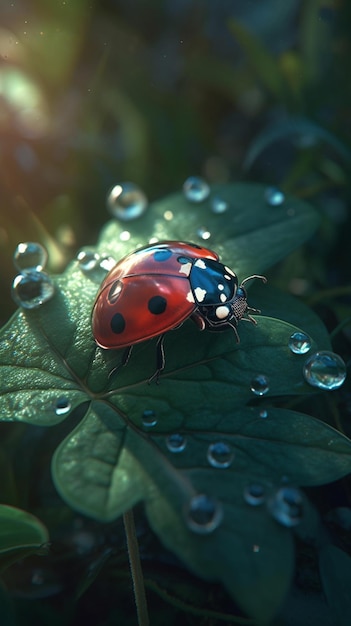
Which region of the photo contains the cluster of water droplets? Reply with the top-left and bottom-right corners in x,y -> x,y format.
243,482 -> 303,527
12,242 -> 55,309
287,330 -> 346,391
76,248 -> 116,281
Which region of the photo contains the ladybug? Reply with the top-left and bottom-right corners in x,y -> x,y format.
92,241 -> 266,382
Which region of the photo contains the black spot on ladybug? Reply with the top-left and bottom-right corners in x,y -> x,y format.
178,256 -> 192,264
110,312 -> 126,334
108,280 -> 123,304
148,295 -> 167,315
154,249 -> 172,262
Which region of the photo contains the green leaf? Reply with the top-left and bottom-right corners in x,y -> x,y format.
244,117 -> 351,171
0,505 -> 49,574
1,182 -> 346,622
319,545 -> 351,626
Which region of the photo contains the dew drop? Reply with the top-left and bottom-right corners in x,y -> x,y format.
185,494 -> 223,534
268,486 -> 303,527
76,249 -> 100,273
55,397 -> 71,416
211,197 -> 228,214
197,226 -> 211,240
163,210 -> 174,221
264,186 -> 285,207
12,271 -> 55,309
119,230 -> 131,242
142,410 -> 157,428
251,374 -> 270,396
13,242 -> 48,272
303,351 -> 346,390
289,331 -> 312,354
166,433 -> 186,453
207,442 -> 234,468
99,255 -> 116,272
259,409 -> 268,419
183,176 -> 210,203
243,483 -> 266,506
107,182 -> 148,221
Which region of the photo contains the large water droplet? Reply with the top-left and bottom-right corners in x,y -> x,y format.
185,494 -> 223,534
197,226 -> 211,240
289,331 -> 312,354
13,242 -> 48,272
268,486 -> 303,527
142,410 -> 157,428
166,433 -> 186,453
55,397 -> 71,417
251,374 -> 270,396
12,271 -> 55,309
264,186 -> 285,207
243,484 -> 266,506
107,182 -> 148,221
76,249 -> 101,273
207,442 -> 234,468
211,197 -> 228,214
183,176 -> 210,203
303,351 -> 346,390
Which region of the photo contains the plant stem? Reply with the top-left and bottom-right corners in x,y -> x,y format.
123,508 -> 149,626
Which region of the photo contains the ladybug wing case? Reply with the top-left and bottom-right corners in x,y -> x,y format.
92,274 -> 196,349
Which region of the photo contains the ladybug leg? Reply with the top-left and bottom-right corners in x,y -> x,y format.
108,345 -> 133,379
148,333 -> 166,384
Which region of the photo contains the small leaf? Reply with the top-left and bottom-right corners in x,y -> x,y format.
0,505 -> 49,574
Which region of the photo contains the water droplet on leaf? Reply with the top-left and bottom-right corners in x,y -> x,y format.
211,197 -> 228,214
142,410 -> 157,428
13,242 -> 48,272
12,271 -> 55,309
289,331 -> 312,354
251,374 -> 270,396
197,226 -> 211,240
303,351 -> 346,390
268,486 -> 303,527
183,176 -> 210,203
207,442 -> 234,468
264,186 -> 285,207
185,494 -> 223,534
259,409 -> 268,419
77,249 -> 100,273
166,433 -> 186,453
55,397 -> 71,416
243,483 -> 266,506
107,182 -> 148,221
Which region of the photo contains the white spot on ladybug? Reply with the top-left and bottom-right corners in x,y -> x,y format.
218,284 -> 224,291
194,287 -> 207,302
220,293 -> 227,303
216,305 -> 230,319
224,274 -> 231,281
224,266 -> 235,277
194,259 -> 207,270
186,290 -> 195,303
179,262 -> 192,276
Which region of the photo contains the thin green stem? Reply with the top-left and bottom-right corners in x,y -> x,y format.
123,509 -> 149,626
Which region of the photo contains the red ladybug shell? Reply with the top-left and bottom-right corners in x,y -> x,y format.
92,241 -> 219,349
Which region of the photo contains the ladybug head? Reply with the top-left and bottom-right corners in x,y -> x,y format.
193,274 -> 267,341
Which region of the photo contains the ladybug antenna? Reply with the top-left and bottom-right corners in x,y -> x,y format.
240,274 -> 267,288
